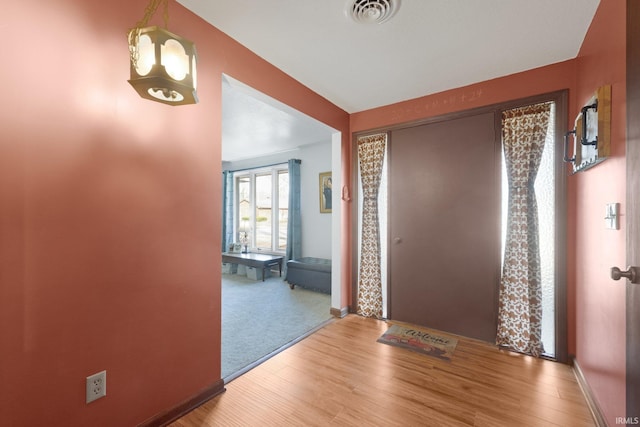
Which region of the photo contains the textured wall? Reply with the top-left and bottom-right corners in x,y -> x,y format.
573,0 -> 627,423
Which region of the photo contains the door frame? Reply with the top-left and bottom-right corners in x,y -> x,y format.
351,90 -> 569,362
626,0 -> 639,418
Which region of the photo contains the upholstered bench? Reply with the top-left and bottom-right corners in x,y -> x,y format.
286,257 -> 331,294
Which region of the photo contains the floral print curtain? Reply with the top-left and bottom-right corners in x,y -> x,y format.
497,102 -> 551,356
357,133 -> 387,318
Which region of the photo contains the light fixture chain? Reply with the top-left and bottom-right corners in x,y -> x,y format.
163,0 -> 169,30
134,0 -> 167,30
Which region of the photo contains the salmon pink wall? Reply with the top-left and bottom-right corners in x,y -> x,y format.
573,0 -> 627,424
0,1 -> 348,426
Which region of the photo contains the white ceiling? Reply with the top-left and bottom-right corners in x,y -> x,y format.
221,75 -> 337,162
178,0 -> 600,161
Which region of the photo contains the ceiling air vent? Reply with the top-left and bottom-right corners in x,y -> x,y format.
347,0 -> 400,24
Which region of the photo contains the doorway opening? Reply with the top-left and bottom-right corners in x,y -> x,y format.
221,75 -> 341,380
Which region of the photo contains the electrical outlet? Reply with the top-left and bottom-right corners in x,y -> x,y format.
86,370 -> 106,403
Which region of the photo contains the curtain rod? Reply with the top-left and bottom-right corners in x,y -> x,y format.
225,159 -> 301,173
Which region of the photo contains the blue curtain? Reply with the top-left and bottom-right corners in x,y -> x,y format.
284,159 -> 302,279
222,170 -> 234,252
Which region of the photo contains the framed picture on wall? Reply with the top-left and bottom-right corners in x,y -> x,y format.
319,171 -> 332,213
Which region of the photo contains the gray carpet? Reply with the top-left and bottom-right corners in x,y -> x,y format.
221,272 -> 332,379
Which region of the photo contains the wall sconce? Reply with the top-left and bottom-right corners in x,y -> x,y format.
563,85 -> 611,173
128,0 -> 198,106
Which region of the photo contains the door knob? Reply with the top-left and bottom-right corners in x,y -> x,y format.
393,237 -> 402,244
610,266 -> 640,284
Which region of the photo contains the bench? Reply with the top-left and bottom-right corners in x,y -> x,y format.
286,257 -> 331,294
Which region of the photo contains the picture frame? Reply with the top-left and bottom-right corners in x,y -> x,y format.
319,171 -> 332,213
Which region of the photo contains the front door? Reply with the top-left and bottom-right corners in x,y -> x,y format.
388,112 -> 500,342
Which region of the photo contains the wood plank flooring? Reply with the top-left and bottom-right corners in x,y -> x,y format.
169,315 -> 594,427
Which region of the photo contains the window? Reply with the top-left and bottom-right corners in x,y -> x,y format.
501,101 -> 557,358
235,165 -> 288,253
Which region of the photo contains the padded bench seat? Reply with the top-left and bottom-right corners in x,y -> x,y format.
286,257 -> 331,294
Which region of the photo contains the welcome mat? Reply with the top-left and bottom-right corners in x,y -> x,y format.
377,324 -> 458,361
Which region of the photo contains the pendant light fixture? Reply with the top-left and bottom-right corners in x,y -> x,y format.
127,0 -> 198,106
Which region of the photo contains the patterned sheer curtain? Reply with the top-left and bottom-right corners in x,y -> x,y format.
357,133 -> 387,318
284,159 -> 302,279
221,170 -> 234,252
497,103 -> 551,356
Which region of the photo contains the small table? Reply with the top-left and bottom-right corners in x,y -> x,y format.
222,252 -> 284,281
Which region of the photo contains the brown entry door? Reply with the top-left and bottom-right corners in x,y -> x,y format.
625,0 -> 640,417
389,112 -> 500,343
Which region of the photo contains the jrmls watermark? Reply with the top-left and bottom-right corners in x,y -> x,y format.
617,417 -> 640,425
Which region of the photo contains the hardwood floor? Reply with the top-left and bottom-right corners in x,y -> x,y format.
169,315 -> 594,427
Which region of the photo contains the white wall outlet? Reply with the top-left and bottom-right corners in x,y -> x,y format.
86,370 -> 106,403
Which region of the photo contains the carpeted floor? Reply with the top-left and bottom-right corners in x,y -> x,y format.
222,272 -> 332,379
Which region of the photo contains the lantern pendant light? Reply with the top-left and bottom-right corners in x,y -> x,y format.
128,0 -> 198,106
